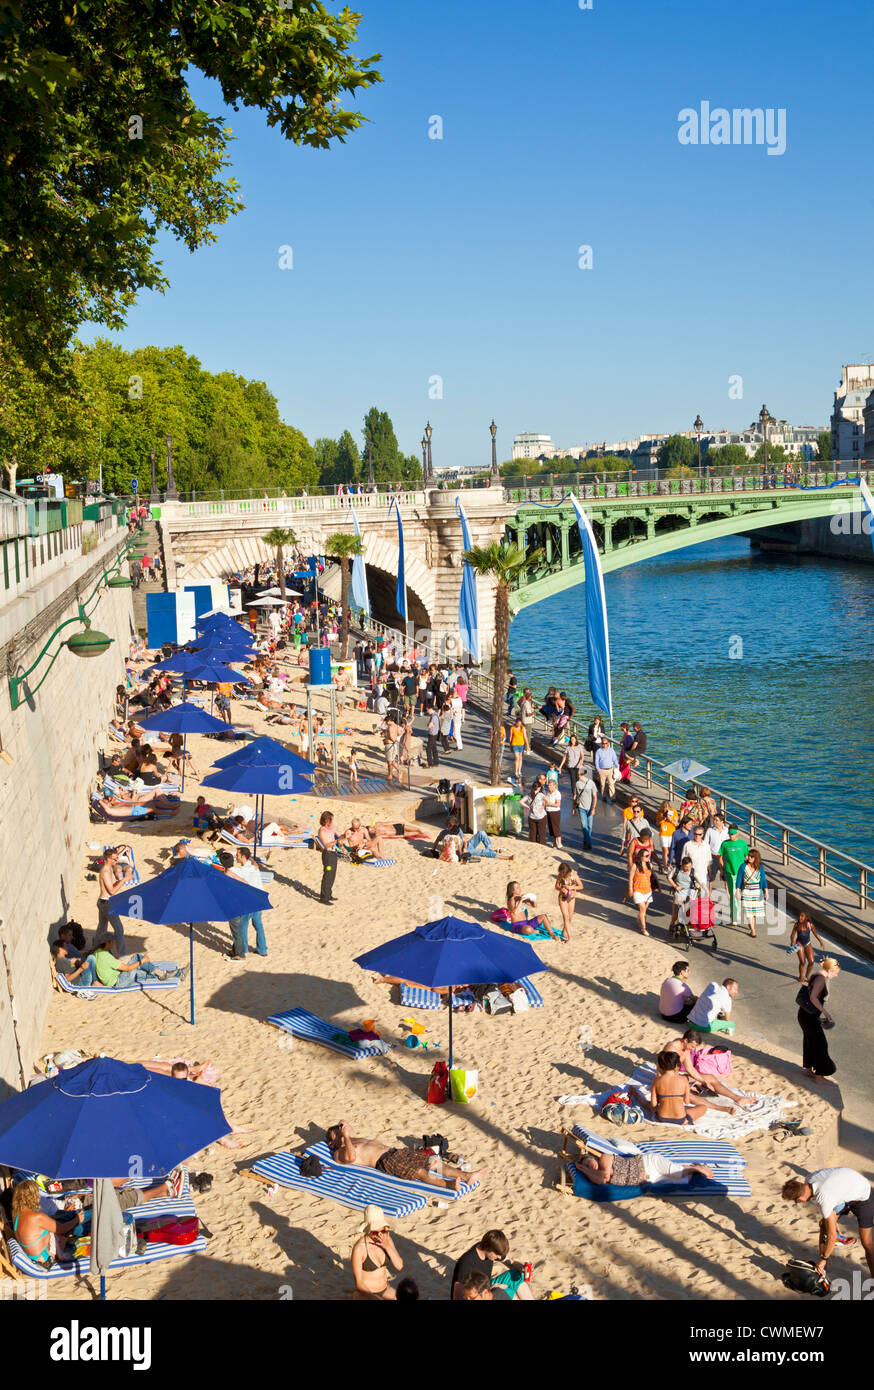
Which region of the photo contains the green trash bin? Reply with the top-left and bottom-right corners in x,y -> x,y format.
502,793 -> 524,837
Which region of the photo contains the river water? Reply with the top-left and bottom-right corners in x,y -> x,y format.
509,537 -> 874,867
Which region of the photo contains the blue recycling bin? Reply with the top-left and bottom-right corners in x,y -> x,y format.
309,648 -> 332,685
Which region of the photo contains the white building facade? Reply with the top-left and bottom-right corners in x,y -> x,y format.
831,364 -> 874,465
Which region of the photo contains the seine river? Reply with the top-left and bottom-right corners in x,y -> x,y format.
509,537 -> 874,867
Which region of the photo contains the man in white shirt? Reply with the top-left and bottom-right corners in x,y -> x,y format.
705,813 -> 728,885
450,690 -> 464,749
594,739 -> 619,802
687,978 -> 739,1030
229,847 -> 267,958
783,1168 -> 874,1278
683,825 -> 713,893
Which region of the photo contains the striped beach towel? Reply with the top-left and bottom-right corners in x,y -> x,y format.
570,1125 -> 751,1199
306,1142 -> 480,1203
6,1176 -> 204,1279
266,1007 -> 390,1059
56,971 -> 181,997
250,1151 -> 427,1217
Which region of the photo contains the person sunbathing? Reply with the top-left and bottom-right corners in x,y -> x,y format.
574,1149 -> 715,1187
326,1122 -> 487,1191
11,1180 -> 80,1265
141,1061 -> 255,1148
639,1050 -> 736,1126
663,1030 -> 757,1106
491,880 -> 563,940
343,818 -> 386,858
126,718 -> 147,740
99,780 -> 179,808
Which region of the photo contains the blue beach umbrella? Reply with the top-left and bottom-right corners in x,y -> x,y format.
105,858 -> 271,1025
201,740 -> 315,848
136,701 -> 230,792
354,916 -> 547,1068
0,1056 -> 231,1299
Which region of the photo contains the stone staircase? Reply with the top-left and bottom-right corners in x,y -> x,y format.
131,517 -> 168,634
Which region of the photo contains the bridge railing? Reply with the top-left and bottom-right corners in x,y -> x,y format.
502,467 -> 873,504
157,490 -> 427,519
353,615 -> 872,908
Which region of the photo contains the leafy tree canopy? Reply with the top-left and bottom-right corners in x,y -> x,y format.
0,1 -> 381,374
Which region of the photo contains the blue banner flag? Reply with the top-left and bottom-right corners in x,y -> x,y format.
455,498 -> 480,662
349,508 -> 370,618
389,497 -> 407,622
860,479 -> 874,559
569,494 -> 613,720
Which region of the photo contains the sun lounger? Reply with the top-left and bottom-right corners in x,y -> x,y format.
219,829 -> 310,851
89,793 -> 163,824
51,959 -> 181,997
567,1125 -> 750,1201
399,979 -> 542,1011
266,1007 -> 390,1059
2,1173 -> 205,1279
305,1142 -> 481,1203
248,1151 -> 428,1217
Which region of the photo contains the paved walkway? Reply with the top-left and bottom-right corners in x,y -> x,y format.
412,699 -> 874,1165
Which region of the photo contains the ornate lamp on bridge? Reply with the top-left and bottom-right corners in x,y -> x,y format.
758,403 -> 773,475
421,434 -> 428,481
148,446 -> 159,504
490,419 -> 500,483
165,434 -> 178,501
424,420 -> 434,484
694,414 -> 704,476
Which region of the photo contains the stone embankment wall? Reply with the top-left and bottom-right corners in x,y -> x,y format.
0,535 -> 133,1097
750,517 -> 874,563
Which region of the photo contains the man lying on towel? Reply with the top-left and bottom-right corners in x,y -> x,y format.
95,795 -> 179,820
326,1122 -> 488,1192
575,1150 -> 715,1188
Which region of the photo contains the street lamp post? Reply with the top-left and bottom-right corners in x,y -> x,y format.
421,435 -> 429,482
165,435 -> 178,501
148,447 -> 158,504
424,421 -> 433,484
490,419 -> 500,483
759,404 -> 773,480
694,414 -> 704,477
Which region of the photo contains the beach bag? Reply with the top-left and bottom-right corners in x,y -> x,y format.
508,987 -> 530,1012
690,1046 -> 732,1077
602,1101 -> 645,1125
490,907 -> 512,924
482,989 -> 512,1015
144,1217 -> 199,1247
427,1060 -> 449,1105
449,1068 -> 478,1104
781,1259 -> 830,1297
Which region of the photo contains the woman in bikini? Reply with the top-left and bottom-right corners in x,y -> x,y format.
555,863 -> 583,943
350,1208 -> 405,1301
646,1051 -> 732,1125
11,1180 -> 79,1267
492,881 -> 563,940
789,909 -> 824,984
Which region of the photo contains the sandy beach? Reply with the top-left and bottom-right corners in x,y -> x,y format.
37,683 -> 849,1302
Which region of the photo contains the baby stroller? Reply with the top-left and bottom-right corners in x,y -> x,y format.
671,889 -> 719,952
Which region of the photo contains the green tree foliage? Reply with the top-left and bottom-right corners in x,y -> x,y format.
817,431 -> 832,462
315,429 -> 361,486
7,338 -> 319,495
657,434 -> 699,473
0,2 -> 381,375
749,442 -> 799,469
705,443 -> 750,471
359,407 -> 420,484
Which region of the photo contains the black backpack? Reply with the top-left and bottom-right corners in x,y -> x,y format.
781,1259 -> 830,1297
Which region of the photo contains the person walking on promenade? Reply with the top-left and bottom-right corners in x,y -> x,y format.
718,825 -> 750,927
594,737 -> 619,802
317,810 -> 339,905
585,714 -> 605,753
425,706 -> 440,767
782,1168 -> 874,1282
558,733 -> 584,801
738,847 -> 767,938
657,800 -> 679,871
797,957 -> 840,1084
544,776 -> 563,848
628,841 -> 660,936
519,687 -> 536,742
574,766 -> 598,850
505,670 -> 517,716
790,910 -> 825,983
508,715 -> 529,782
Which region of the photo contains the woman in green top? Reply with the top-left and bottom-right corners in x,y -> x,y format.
719,827 -> 750,927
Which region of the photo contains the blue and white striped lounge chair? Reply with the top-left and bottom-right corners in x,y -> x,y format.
266,1007 -> 390,1059
304,1142 -> 481,1203
4,1172 -> 205,1279
219,828 -> 310,851
399,978 -> 543,1011
569,1126 -> 751,1201
249,1152 -> 428,1217
54,969 -> 181,997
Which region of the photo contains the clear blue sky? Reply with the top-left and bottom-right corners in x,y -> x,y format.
95,0 -> 874,467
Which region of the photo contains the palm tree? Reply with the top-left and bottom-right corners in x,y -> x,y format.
262,526 -> 297,599
462,539 -> 542,785
323,531 -> 364,659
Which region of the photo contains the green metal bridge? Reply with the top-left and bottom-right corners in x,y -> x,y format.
504,476 -> 868,613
